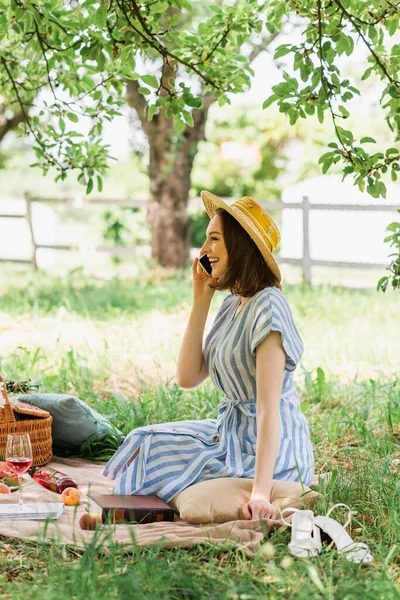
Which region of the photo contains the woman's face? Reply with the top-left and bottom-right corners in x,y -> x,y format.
200,214 -> 229,277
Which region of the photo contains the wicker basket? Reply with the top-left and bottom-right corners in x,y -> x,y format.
0,374 -> 53,466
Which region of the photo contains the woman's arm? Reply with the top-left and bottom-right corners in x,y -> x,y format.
176,257 -> 217,389
176,296 -> 212,389
242,330 -> 286,519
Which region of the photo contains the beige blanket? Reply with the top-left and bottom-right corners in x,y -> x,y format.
0,458 -> 276,557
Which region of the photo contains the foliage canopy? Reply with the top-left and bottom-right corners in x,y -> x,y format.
1,0 -> 399,287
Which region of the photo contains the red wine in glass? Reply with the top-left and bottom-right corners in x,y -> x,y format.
6,433 -> 33,508
6,458 -> 33,474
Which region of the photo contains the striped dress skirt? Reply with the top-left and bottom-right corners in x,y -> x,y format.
102,391 -> 314,503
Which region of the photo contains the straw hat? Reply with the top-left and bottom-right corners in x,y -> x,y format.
200,190 -> 282,283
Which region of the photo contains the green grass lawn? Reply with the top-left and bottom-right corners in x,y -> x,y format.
0,264 -> 399,599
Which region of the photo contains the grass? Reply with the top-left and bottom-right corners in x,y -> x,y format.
0,263 -> 399,599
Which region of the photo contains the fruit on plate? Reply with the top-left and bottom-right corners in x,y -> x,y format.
2,474 -> 19,487
0,483 -> 11,494
79,512 -> 102,530
61,487 -> 81,506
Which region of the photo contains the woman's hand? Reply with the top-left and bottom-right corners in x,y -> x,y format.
241,492 -> 279,521
192,256 -> 219,301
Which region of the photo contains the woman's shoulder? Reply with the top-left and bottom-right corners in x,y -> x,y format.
220,292 -> 236,307
251,286 -> 288,309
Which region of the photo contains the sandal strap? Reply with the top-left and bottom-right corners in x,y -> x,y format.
273,505 -> 301,527
325,502 -> 356,530
273,505 -> 316,528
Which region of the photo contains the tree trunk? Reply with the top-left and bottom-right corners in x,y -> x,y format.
146,107 -> 211,267
126,76 -> 214,268
147,138 -> 193,267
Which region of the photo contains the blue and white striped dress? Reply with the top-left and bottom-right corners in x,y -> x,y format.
102,287 -> 314,502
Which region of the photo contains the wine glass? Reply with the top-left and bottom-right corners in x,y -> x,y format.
6,433 -> 33,508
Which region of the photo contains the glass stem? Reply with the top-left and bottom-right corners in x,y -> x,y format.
18,474 -> 23,507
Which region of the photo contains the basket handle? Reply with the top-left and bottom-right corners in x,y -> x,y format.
0,374 -> 16,424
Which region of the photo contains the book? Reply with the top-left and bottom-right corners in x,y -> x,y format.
87,493 -> 175,524
0,502 -> 64,520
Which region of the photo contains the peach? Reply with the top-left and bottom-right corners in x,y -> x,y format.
61,487 -> 81,506
79,512 -> 102,530
0,483 -> 11,494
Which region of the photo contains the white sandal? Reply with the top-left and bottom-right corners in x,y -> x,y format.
279,507 -> 322,558
314,503 -> 373,564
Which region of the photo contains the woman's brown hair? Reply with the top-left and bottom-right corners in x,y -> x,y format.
208,208 -> 282,296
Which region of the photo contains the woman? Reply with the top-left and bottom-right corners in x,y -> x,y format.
102,191 -> 314,521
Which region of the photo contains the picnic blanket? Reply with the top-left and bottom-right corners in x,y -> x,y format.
0,458 -> 280,557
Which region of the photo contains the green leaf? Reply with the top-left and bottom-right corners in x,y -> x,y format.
262,95 -> 277,110
86,177 -> 93,195
266,21 -> 275,34
361,66 -> 374,81
97,176 -> 103,193
147,104 -> 157,121
141,75 -> 158,89
176,0 -> 192,10
318,152 -> 333,164
305,104 -> 315,116
336,126 -> 354,145
174,118 -> 185,133
182,110 -> 194,127
67,112 -> 79,123
274,45 -> 292,59
338,106 -> 349,118
185,97 -> 203,108
152,1 -> 168,12
95,4 -> 107,28
360,137 -> 376,144
386,148 -> 399,155
322,158 -> 334,174
377,276 -> 389,292
138,86 -> 152,95
386,222 -> 400,232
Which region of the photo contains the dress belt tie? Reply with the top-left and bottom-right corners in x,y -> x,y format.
217,385 -> 296,428
218,397 -> 256,421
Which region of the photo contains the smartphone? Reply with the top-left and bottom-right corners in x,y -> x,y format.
199,254 -> 212,275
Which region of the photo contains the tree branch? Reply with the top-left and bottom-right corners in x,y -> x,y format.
317,0 -> 352,160
115,0 -> 219,88
333,0 -> 400,86
248,31 -> 280,64
0,110 -> 26,142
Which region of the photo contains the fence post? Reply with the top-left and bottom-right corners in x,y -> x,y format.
25,193 -> 38,269
302,195 -> 311,285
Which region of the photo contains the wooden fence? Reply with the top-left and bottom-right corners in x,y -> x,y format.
0,193 -> 397,283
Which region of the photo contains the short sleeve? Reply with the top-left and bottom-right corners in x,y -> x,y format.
250,289 -> 304,372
